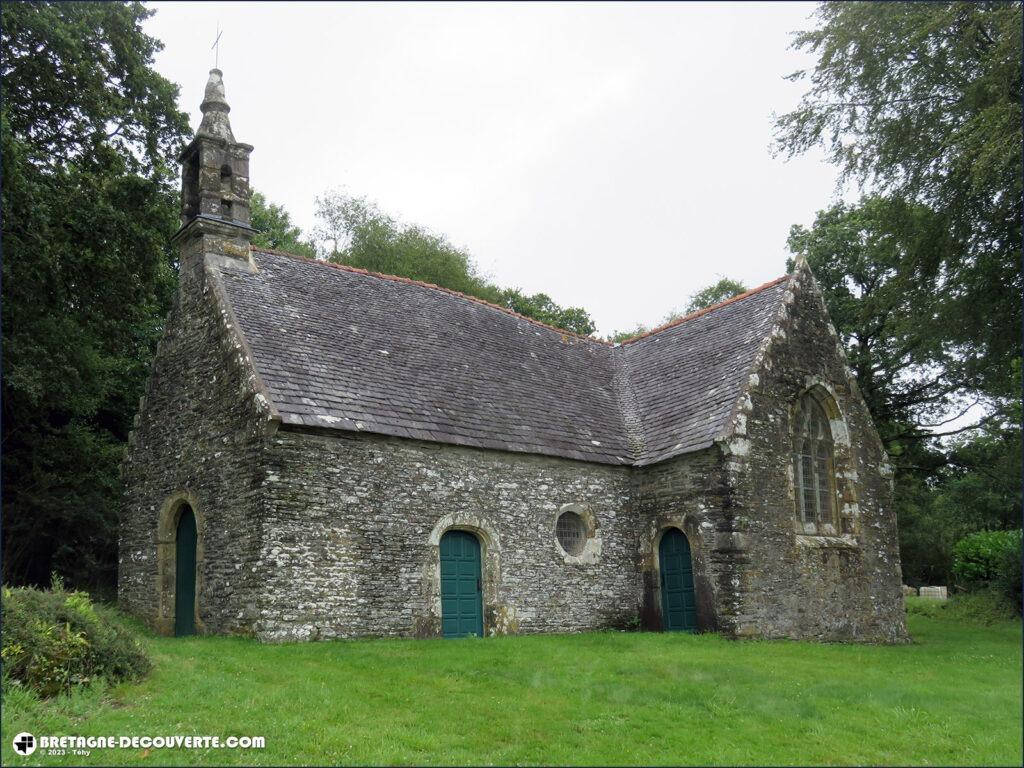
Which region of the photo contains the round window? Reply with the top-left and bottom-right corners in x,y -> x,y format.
555,511 -> 586,555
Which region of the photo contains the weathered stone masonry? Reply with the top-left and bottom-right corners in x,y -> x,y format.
257,431 -> 637,642
719,271 -> 906,642
120,68 -> 269,636
119,68 -> 908,644
121,256 -> 906,643
119,256 -> 270,636
635,449 -> 733,636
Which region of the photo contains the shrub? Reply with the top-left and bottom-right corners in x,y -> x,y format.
1,583 -> 150,698
996,542 -> 1022,613
947,589 -> 1020,623
952,529 -> 1022,585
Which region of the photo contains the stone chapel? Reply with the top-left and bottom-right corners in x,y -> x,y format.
118,69 -> 908,643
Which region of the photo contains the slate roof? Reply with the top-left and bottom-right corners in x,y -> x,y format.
214,249 -> 791,467
619,278 -> 789,465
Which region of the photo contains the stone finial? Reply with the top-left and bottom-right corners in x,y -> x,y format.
172,67 -> 254,270
197,68 -> 235,142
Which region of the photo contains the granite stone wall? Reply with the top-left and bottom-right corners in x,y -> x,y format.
253,429 -> 640,642
714,267 -> 908,642
634,448 -> 743,636
119,252 -> 273,635
120,256 -> 906,644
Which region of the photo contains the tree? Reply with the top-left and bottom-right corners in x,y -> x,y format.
499,289 -> 596,337
776,1 -> 1022,400
778,3 -> 1023,584
786,197 -> 964,446
785,198 -> 1023,585
315,191 -> 492,297
898,404 -> 1022,586
251,191 -> 315,257
606,325 -> 651,345
1,2 -> 189,591
313,191 -> 596,336
684,278 -> 747,314
606,277 -> 747,343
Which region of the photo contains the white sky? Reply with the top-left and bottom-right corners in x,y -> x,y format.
146,1 -> 845,337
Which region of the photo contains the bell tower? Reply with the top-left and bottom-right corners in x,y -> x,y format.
172,69 -> 255,275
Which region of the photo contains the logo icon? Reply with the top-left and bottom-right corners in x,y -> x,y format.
13,733 -> 36,756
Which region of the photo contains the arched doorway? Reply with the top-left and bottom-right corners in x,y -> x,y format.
659,528 -> 697,632
440,530 -> 483,638
174,506 -> 198,637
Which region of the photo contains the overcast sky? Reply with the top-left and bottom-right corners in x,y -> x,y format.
146,1 -> 844,336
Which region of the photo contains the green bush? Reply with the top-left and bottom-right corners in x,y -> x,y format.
1,583 -> 150,698
996,542 -> 1022,612
948,589 -> 1021,623
952,529 -> 1022,585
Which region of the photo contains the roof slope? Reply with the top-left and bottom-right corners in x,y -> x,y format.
218,251 -> 632,464
619,277 -> 790,465
213,249 -> 791,467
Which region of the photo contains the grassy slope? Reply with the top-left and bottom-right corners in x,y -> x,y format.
2,612 -> 1020,767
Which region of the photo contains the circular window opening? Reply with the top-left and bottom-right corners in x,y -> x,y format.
556,511 -> 586,556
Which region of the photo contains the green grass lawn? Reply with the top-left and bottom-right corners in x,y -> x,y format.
3,609 -> 1021,766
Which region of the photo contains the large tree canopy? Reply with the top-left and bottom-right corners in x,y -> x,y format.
1,1 -> 189,589
1,1 -> 185,172
779,2 -> 1022,586
776,1 -> 1022,399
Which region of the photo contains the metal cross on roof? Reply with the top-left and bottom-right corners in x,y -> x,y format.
211,23 -> 223,69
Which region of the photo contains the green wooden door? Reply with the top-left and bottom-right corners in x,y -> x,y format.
440,530 -> 483,638
659,528 -> 697,632
174,507 -> 197,637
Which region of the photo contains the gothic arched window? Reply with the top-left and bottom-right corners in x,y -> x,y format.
793,393 -> 837,526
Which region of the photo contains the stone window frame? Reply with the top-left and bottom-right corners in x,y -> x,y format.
552,503 -> 601,565
789,380 -> 859,538
794,394 -> 837,526
155,491 -> 205,636
426,513 -> 502,636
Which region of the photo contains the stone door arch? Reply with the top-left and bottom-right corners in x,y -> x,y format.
422,513 -> 502,637
640,515 -> 712,632
156,492 -> 204,635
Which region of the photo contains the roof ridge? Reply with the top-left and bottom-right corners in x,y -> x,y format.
252,247 -> 612,348
617,274 -> 792,347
